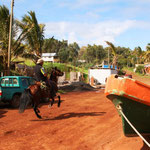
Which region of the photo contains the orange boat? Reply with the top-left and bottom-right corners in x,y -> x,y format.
105,74 -> 150,137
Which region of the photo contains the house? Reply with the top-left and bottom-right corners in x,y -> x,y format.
41,53 -> 58,62
89,68 -> 118,86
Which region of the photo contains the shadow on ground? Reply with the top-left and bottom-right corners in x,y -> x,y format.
0,110 -> 8,118
31,111 -> 106,121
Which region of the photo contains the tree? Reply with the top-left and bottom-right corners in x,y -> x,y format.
116,47 -> 132,68
143,43 -> 150,63
58,47 -> 69,63
58,40 -> 69,63
0,5 -> 11,71
105,41 -> 117,69
133,46 -> 143,64
16,11 -> 45,63
68,42 -> 80,63
78,46 -> 87,60
0,5 -> 21,72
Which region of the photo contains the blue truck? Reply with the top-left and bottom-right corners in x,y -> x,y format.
0,76 -> 35,108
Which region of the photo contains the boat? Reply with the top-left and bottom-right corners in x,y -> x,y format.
105,74 -> 150,137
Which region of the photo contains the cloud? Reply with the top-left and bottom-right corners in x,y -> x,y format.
45,20 -> 136,47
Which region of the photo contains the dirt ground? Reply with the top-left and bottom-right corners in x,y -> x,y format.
0,73 -> 150,150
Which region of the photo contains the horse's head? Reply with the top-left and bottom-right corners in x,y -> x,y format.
51,67 -> 64,77
50,67 -> 64,84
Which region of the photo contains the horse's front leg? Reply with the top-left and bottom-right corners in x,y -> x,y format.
33,105 -> 42,119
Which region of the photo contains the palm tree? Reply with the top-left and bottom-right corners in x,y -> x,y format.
0,5 -> 27,73
133,46 -> 143,64
146,43 -> 150,51
16,11 -> 45,63
143,44 -> 150,63
105,41 -> 117,69
0,5 -> 12,72
143,51 -> 150,63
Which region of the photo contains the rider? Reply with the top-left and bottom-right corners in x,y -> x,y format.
34,58 -> 47,83
34,58 -> 55,98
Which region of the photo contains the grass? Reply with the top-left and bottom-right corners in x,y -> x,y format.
12,58 -> 89,82
123,67 -> 150,79
13,57 -> 88,73
43,62 -> 88,74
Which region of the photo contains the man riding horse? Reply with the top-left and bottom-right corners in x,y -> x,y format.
34,58 -> 47,82
19,59 -> 62,119
34,58 -> 55,98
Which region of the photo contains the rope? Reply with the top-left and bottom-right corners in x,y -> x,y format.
116,105 -> 150,147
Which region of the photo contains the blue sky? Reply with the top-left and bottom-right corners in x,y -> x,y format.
1,0 -> 150,50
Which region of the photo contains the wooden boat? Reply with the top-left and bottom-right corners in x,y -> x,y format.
105,74 -> 150,137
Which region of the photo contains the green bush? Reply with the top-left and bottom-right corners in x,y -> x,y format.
118,69 -> 126,75
135,66 -> 145,74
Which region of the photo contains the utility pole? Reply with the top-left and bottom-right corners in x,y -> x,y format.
7,0 -> 14,75
108,49 -> 110,68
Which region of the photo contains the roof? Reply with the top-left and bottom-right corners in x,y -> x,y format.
42,53 -> 56,57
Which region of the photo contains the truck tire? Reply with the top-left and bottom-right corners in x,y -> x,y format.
11,94 -> 20,108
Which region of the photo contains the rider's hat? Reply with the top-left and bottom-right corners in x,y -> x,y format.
37,58 -> 44,64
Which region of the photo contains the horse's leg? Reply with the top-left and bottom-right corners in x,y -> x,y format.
33,105 -> 42,119
36,108 -> 40,113
50,97 -> 54,107
57,95 -> 61,107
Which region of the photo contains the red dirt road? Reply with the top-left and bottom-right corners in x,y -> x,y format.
0,89 -> 148,150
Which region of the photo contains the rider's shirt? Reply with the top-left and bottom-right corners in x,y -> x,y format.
34,64 -> 47,82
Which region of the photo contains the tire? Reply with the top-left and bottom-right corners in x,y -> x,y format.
11,94 -> 20,108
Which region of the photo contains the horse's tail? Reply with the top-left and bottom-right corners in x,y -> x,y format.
19,88 -> 32,113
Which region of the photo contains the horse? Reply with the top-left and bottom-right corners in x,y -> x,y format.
19,68 -> 64,119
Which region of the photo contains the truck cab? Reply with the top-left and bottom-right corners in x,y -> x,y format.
0,76 -> 35,108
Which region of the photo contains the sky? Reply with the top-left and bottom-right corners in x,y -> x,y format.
1,0 -> 150,50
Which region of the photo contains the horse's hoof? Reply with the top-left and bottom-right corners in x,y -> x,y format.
38,115 -> 42,119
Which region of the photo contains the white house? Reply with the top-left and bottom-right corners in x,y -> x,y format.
89,68 -> 118,85
41,53 -> 57,62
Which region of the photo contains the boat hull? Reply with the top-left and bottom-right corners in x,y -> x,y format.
105,75 -> 150,137
107,94 -> 150,137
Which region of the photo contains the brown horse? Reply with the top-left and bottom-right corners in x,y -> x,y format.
19,68 -> 64,119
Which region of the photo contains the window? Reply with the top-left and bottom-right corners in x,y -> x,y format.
1,78 -> 5,84
1,78 -> 19,87
13,78 -> 18,84
21,78 -> 29,87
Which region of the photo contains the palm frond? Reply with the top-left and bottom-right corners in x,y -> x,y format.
105,41 -> 116,56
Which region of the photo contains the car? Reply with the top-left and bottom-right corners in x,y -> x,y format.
0,76 -> 35,108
